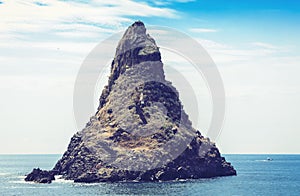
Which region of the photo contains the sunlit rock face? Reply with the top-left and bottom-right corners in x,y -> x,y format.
25,21 -> 236,183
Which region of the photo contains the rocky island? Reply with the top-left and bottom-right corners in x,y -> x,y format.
25,21 -> 236,183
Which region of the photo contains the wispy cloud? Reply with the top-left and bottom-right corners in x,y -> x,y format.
151,0 -> 195,6
171,0 -> 196,2
251,42 -> 279,50
190,28 -> 218,33
0,0 -> 179,79
194,38 -> 292,64
0,0 -> 177,40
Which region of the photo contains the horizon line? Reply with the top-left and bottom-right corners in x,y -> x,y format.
0,153 -> 299,155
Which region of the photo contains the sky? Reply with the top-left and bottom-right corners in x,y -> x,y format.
0,0 -> 300,154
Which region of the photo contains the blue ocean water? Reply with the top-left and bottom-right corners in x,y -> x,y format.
0,154 -> 299,195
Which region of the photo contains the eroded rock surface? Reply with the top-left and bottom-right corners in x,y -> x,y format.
25,21 -> 236,183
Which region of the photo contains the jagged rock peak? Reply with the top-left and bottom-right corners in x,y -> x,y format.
99,21 -> 163,108
115,21 -> 160,59
124,21 -> 146,36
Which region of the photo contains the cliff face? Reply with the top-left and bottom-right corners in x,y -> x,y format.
25,21 -> 236,183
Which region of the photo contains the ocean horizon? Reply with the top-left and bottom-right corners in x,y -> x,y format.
1,154 -> 299,195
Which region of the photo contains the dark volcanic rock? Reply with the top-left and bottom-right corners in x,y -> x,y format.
25,21 -> 236,183
25,168 -> 56,183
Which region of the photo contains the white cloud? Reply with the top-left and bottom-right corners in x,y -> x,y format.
194,38 -> 291,65
176,0 -> 195,2
251,42 -> 279,50
197,38 -> 229,49
0,75 -> 74,91
0,0 -> 177,40
0,0 -> 178,81
151,0 -> 195,6
190,28 -> 218,33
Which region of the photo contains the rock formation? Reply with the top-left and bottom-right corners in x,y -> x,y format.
25,168 -> 55,183
25,21 -> 236,183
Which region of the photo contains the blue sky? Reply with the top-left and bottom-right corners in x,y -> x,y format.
0,0 -> 299,154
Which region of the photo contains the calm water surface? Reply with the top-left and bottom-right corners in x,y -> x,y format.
0,154 -> 299,195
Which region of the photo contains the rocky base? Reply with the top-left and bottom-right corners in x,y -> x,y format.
25,134 -> 236,183
25,168 -> 57,183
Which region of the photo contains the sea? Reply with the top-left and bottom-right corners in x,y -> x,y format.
0,154 -> 299,196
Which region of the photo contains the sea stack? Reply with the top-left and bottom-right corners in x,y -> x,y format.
25,21 -> 236,183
